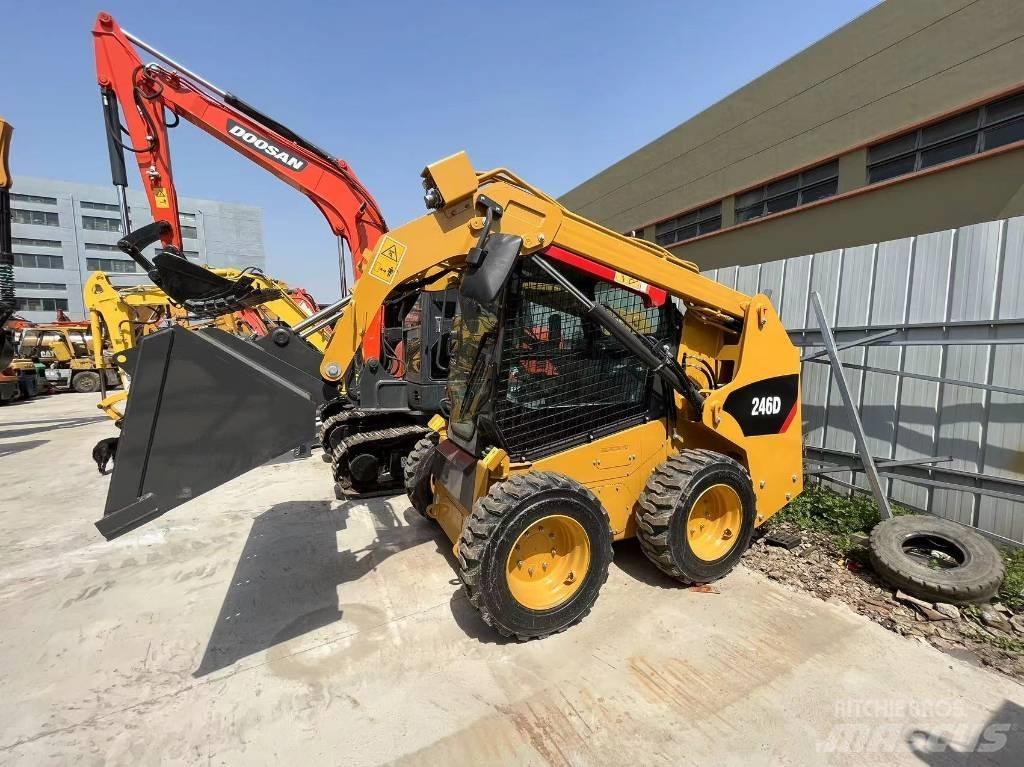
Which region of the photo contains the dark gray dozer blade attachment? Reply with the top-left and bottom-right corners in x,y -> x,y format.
96,326 -> 328,540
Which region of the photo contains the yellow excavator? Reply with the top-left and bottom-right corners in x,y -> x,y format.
13,322 -> 120,394
84,268 -> 332,422
96,152 -> 804,640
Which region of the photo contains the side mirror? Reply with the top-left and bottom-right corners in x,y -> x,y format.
461,233 -> 522,305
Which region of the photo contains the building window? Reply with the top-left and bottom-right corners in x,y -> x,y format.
86,257 -> 139,273
14,281 -> 67,291
180,212 -> 197,225
180,225 -> 198,239
734,160 -> 839,224
16,297 -> 69,312
868,92 -> 1024,184
81,201 -> 123,213
81,215 -> 122,232
11,208 -> 60,227
655,203 -> 722,246
84,242 -> 122,252
10,193 -> 57,205
11,237 -> 61,248
12,253 -> 64,269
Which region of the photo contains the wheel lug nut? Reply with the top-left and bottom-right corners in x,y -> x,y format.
528,566 -> 534,576
542,562 -> 548,571
516,560 -> 523,568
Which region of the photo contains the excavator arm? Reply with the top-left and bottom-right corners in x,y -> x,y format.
93,12 -> 386,353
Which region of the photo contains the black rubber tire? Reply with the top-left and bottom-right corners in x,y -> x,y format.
868,515 -> 1004,604
457,471 -> 613,640
404,431 -> 440,517
71,371 -> 101,394
636,449 -> 757,584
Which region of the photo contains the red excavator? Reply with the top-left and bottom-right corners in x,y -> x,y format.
93,13 -> 457,495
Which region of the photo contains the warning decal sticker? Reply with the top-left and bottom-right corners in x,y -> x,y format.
368,235 -> 407,285
613,271 -> 648,293
152,187 -> 170,209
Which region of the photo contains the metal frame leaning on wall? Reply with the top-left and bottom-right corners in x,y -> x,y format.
704,215 -> 1024,544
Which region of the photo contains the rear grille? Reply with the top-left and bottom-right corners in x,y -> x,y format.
493,262 -> 671,459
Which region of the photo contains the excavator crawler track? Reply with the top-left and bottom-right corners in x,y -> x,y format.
330,422 -> 431,500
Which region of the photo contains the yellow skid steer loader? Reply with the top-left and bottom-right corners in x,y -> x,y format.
95,153 -> 803,639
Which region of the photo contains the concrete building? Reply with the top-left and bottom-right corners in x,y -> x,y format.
9,177 -> 264,323
562,0 -> 1024,542
562,0 -> 1024,268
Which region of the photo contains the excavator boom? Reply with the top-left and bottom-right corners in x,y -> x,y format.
92,12 -> 386,353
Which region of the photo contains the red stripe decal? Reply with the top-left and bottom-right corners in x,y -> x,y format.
543,245 -> 668,307
779,400 -> 798,433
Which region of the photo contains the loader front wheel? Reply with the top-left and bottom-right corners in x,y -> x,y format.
636,450 -> 755,584
404,432 -> 440,517
457,472 -> 612,640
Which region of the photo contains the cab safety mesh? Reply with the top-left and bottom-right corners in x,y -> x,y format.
493,262 -> 671,459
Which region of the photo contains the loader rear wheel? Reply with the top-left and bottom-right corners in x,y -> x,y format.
636,450 -> 756,584
72,371 -> 101,394
404,432 -> 440,517
457,472 -> 612,640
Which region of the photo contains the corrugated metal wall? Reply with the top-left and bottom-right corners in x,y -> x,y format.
702,216 -> 1024,543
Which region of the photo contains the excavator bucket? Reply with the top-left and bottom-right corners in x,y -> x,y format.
96,325 -> 329,540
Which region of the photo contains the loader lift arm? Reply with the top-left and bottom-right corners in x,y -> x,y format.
317,154 -> 749,388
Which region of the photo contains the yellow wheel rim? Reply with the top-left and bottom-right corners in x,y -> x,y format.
506,514 -> 591,610
686,484 -> 743,562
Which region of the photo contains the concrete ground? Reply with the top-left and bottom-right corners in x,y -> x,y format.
1,394 -> 1022,767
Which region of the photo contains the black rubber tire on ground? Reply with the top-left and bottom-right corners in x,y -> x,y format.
868,514 -> 1004,604
71,371 -> 102,394
457,471 -> 613,640
404,431 -> 440,517
636,449 -> 757,584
